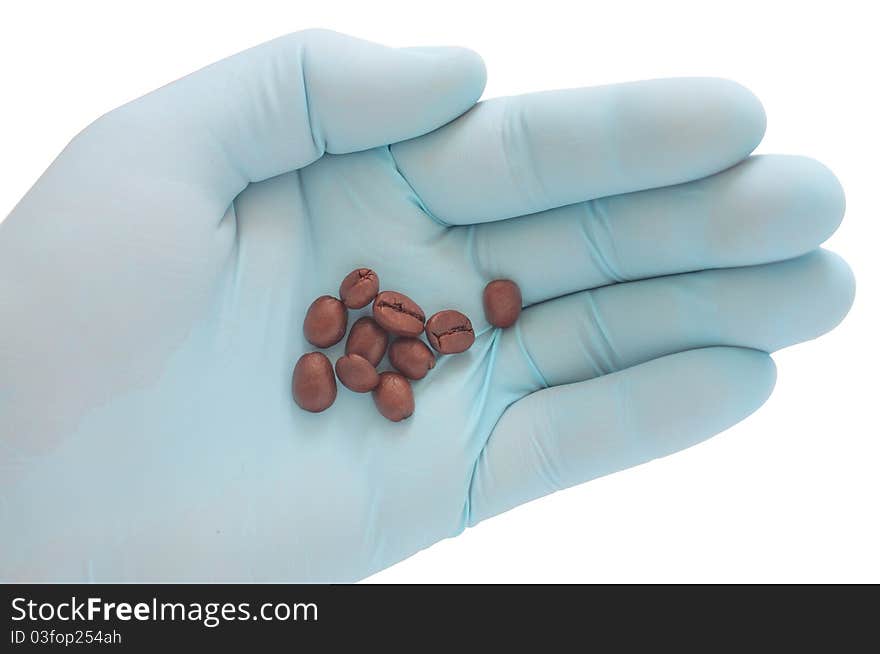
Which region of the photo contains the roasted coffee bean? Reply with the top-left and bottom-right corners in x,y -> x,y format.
372,372 -> 415,422
389,337 -> 436,380
372,291 -> 425,337
303,295 -> 348,348
335,353 -> 380,392
483,279 -> 522,328
292,352 -> 337,412
339,268 -> 380,309
345,316 -> 388,366
425,310 -> 474,354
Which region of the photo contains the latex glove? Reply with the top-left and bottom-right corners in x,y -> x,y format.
0,30 -> 854,582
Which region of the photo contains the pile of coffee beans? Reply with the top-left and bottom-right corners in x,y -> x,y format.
292,267 -> 521,422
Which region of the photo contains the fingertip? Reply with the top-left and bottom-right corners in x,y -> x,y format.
609,77 -> 767,192
726,79 -> 767,152
812,248 -> 856,330
762,155 -> 846,244
793,156 -> 847,243
297,33 -> 487,153
724,346 -> 778,406
716,155 -> 847,261
403,45 -> 487,88
673,346 -> 775,406
759,350 -> 779,397
687,77 -> 767,164
779,249 -> 856,341
449,47 -> 488,106
408,46 -> 487,118
690,347 -> 777,441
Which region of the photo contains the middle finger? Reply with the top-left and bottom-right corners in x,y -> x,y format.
464,154 -> 844,307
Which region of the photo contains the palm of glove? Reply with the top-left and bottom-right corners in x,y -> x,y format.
0,30 -> 853,582
142,146 -> 524,582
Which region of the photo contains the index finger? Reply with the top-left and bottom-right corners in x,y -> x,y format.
390,77 -> 765,225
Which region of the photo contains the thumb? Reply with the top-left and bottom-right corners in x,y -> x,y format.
82,29 -> 487,209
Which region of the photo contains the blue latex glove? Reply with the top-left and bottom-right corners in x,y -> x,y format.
0,30 -> 853,581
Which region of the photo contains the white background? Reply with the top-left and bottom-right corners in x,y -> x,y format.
1,0 -> 877,582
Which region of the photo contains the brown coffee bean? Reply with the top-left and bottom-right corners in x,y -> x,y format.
389,337 -> 436,380
303,296 -> 347,348
345,316 -> 388,366
335,353 -> 380,392
483,279 -> 522,328
425,310 -> 475,354
292,352 -> 337,412
372,291 -> 425,337
372,372 -> 415,422
339,268 -> 380,309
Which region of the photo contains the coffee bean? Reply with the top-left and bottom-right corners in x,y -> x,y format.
339,268 -> 380,309
483,279 -> 522,328
292,352 -> 337,412
425,310 -> 474,354
303,296 -> 348,348
372,372 -> 415,422
389,337 -> 436,380
372,291 -> 425,337
345,316 -> 388,366
335,353 -> 380,392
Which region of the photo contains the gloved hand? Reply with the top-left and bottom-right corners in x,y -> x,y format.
0,29 -> 853,582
